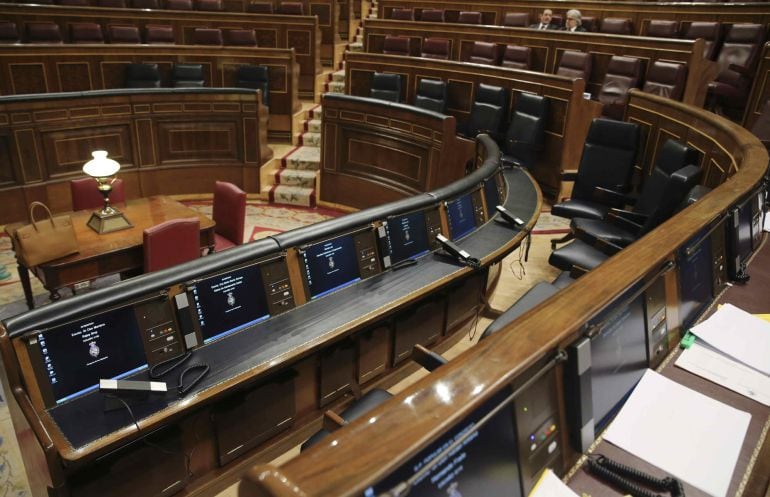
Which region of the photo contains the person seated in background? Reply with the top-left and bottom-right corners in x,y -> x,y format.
530,9 -> 558,30
564,9 -> 586,32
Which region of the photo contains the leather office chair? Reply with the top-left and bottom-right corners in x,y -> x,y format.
171,64 -> 205,88
227,29 -> 258,46
413,78 -> 447,113
420,37 -> 450,60
124,63 -> 161,88
419,9 -> 445,22
501,93 -> 549,171
248,1 -> 273,13
108,25 -> 141,44
143,218 -> 201,273
597,55 -> 643,120
556,50 -> 592,80
642,61 -> 687,101
69,23 -> 105,44
71,177 -> 126,211
683,22 -> 721,60
707,23 -> 766,115
501,45 -> 532,70
0,22 -> 19,44
550,14 -> 563,29
165,0 -> 192,8
645,20 -> 679,38
550,118 -> 640,247
196,0 -> 223,10
278,1 -> 304,14
99,0 -> 127,6
502,12 -> 529,27
600,18 -> 633,35
457,11 -> 482,25
213,181 -> 247,251
145,24 -> 175,44
382,35 -> 411,56
480,281 -> 561,340
467,41 -> 500,65
390,8 -> 414,20
26,22 -> 63,44
369,72 -> 402,102
132,0 -> 160,8
459,83 -> 509,141
193,28 -> 224,45
237,65 -> 270,107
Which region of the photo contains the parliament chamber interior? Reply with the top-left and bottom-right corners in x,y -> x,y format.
0,0 -> 768,495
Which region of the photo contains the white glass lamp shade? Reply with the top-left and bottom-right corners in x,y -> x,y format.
83,150 -> 121,178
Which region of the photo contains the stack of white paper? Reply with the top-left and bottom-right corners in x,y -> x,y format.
604,370 -> 750,497
528,469 -> 578,497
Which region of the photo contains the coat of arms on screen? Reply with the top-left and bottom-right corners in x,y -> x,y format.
227,292 -> 235,306
328,256 -> 335,269
88,341 -> 100,358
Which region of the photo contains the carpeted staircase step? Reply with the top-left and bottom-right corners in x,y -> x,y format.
275,168 -> 317,188
326,80 -> 346,93
349,41 -> 363,52
282,146 -> 321,170
298,131 -> 321,147
306,118 -> 322,133
332,70 -> 346,82
269,184 -> 316,207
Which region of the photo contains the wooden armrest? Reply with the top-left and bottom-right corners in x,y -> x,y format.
607,210 -> 644,234
728,63 -> 752,76
592,186 -> 630,207
594,235 -> 624,256
561,171 -> 578,182
322,410 -> 347,432
412,344 -> 448,372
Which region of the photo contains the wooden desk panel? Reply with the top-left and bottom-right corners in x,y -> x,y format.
743,42 -> 770,130
0,44 -> 299,139
362,20 -> 717,108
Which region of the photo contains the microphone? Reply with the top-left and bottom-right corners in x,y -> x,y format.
495,205 -> 525,228
435,234 -> 480,269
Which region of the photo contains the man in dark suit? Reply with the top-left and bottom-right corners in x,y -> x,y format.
564,9 -> 587,32
529,9 -> 558,30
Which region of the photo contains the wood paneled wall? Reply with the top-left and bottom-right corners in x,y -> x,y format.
743,42 -> 770,130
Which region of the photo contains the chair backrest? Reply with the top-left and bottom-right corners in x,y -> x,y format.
714,23 -> 766,80
645,20 -> 678,38
683,22 -> 721,60
419,9 -> 444,22
556,50 -> 592,80
124,63 -> 161,88
600,17 -> 633,35
502,12 -> 529,27
227,29 -> 258,46
172,63 -> 205,88
132,0 -> 159,8
634,139 -> 700,218
501,45 -> 532,70
108,25 -> 141,44
580,16 -> 596,32
143,218 -> 200,273
369,72 -> 402,102
213,181 -> 247,246
196,0 -> 223,10
166,0 -> 192,9
466,83 -> 508,138
468,41 -> 499,65
457,11 -> 482,24
639,164 -> 702,235
248,2 -> 273,13
99,0 -> 127,7
420,37 -> 450,60
145,24 -> 175,44
71,177 -> 126,211
382,35 -> 411,56
193,28 -> 223,45
572,118 -> 640,201
503,93 -> 549,169
414,78 -> 447,113
597,55 -> 643,119
70,22 -> 104,44
642,61 -> 687,101
237,65 -> 270,106
278,1 -> 304,14
0,21 -> 19,44
550,14 -> 563,28
26,22 -> 63,44
391,8 -> 414,20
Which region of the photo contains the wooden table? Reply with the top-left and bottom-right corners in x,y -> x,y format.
4,196 -> 215,310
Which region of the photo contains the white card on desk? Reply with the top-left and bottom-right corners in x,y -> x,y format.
604,370 -> 750,497
528,469 -> 578,497
676,342 -> 770,406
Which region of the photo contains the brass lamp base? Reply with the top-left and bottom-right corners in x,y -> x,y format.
87,208 -> 132,234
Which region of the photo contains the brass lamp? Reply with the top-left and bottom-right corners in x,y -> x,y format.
83,150 -> 132,234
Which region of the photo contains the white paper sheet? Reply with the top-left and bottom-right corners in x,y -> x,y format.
676,342 -> 770,406
528,469 -> 578,497
764,212 -> 770,232
690,304 -> 770,376
603,370 -> 750,497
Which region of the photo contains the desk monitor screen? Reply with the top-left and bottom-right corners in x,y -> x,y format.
386,210 -> 430,264
446,192 -> 478,240
301,232 -> 361,299
30,305 -> 148,406
363,389 -> 523,497
483,173 -> 502,215
188,263 -> 270,345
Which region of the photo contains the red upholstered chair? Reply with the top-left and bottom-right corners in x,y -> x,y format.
143,218 -> 200,272
597,55 -> 643,120
0,22 -> 19,44
166,0 -> 193,9
708,23 -> 766,114
70,178 -> 126,211
467,41 -> 500,65
420,37 -> 450,60
645,20 -> 679,38
193,28 -> 224,45
382,35 -> 411,56
390,8 -> 414,20
108,25 -> 141,44
683,22 -> 721,60
278,2 -> 304,14
642,61 -> 687,101
26,22 -> 63,44
69,23 -> 105,43
99,0 -> 127,7
248,2 -> 273,13
457,11 -> 482,25
419,9 -> 444,22
501,45 -> 532,69
145,24 -> 175,44
227,29 -> 258,46
502,12 -> 529,28
600,18 -> 633,35
580,16 -> 596,32
550,14 -> 563,29
213,181 -> 247,251
196,0 -> 223,10
556,50 -> 592,80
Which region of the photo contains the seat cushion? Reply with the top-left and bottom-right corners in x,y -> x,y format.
214,233 -> 237,252
548,239 -> 608,272
572,217 -> 636,247
550,199 -> 610,221
480,282 -> 559,340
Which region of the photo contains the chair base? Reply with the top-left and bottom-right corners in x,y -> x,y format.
87,209 -> 132,234
550,231 -> 574,250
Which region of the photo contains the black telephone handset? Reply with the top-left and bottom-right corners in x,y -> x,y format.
587,455 -> 685,497
435,234 -> 481,269
495,205 -> 525,228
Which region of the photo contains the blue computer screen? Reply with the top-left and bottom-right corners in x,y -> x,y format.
302,233 -> 361,299
446,194 -> 477,239
387,210 -> 430,264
